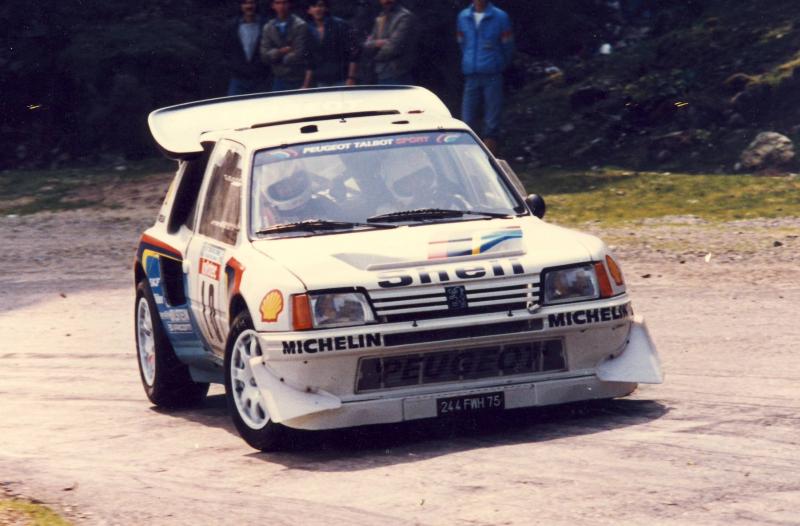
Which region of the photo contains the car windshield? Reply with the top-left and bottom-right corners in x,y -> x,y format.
250,131 -> 523,236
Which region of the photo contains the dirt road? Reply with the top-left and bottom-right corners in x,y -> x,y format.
1,183 -> 799,525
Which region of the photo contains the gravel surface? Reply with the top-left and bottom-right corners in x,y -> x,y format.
1,175 -> 799,525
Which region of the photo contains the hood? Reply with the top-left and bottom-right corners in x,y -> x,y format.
251,218 -> 599,291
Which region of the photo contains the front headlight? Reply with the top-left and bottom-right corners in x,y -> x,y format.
543,264 -> 600,305
308,292 -> 376,329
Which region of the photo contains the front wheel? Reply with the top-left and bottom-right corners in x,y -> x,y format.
225,311 -> 286,451
135,280 -> 209,408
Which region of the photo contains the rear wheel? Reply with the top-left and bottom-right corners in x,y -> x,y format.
135,280 -> 209,408
225,311 -> 286,451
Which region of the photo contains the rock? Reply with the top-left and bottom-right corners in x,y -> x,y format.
740,132 -> 795,171
773,240 -> 783,247
570,86 -> 609,109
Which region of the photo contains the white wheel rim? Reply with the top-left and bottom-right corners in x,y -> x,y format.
231,330 -> 269,429
136,297 -> 156,386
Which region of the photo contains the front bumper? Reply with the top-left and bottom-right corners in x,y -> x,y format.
250,297 -> 663,430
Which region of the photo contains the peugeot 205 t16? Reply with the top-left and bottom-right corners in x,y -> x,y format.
134,86 -> 663,450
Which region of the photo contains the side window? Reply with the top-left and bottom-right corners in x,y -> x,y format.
168,143 -> 214,234
198,143 -> 243,245
454,146 -> 513,209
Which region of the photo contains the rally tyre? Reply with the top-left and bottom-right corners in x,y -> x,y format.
225,311 -> 287,451
135,280 -> 209,408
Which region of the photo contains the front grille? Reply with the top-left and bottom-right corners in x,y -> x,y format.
383,318 -> 543,347
356,339 -> 566,392
369,275 -> 540,323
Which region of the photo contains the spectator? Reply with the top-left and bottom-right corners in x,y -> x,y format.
351,0 -> 379,84
260,0 -> 313,91
224,0 -> 270,96
363,0 -> 418,85
306,0 -> 359,87
457,0 -> 514,155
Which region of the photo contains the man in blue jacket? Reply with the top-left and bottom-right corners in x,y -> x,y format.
457,0 -> 514,154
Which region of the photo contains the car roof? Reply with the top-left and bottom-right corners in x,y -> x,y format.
149,86 -> 458,159
219,113 -> 472,153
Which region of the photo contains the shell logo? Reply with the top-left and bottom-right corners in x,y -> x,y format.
260,290 -> 284,323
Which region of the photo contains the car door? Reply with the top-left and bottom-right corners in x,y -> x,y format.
186,140 -> 246,356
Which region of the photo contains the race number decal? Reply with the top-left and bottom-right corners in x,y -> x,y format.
198,244 -> 226,345
201,281 -> 225,343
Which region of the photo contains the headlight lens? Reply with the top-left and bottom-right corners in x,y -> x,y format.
543,265 -> 599,305
309,292 -> 375,328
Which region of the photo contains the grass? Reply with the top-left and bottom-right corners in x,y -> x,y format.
0,159 -> 173,215
519,168 -> 800,225
1,163 -> 799,226
0,499 -> 72,526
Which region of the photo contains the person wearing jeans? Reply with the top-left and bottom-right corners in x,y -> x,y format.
457,0 -> 514,154
224,0 -> 270,95
260,0 -> 313,91
363,0 -> 418,85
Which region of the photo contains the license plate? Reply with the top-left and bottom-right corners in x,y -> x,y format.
437,392 -> 505,416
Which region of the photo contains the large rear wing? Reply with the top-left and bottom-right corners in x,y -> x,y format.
148,86 -> 452,159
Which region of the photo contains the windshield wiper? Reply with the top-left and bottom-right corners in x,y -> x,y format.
367,208 -> 514,223
256,219 -> 397,235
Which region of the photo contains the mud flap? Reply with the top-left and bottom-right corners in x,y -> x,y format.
597,315 -> 663,384
249,357 -> 342,423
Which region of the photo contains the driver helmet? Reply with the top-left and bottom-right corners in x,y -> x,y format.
260,167 -> 312,212
383,152 -> 436,206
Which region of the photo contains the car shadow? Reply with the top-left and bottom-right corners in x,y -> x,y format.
159,395 -> 668,471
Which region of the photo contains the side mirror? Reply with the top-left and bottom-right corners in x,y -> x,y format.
525,193 -> 546,219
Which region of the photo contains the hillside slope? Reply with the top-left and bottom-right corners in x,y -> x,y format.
504,0 -> 800,172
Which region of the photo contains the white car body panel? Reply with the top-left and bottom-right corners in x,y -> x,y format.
149,86 -> 451,158
136,86 -> 662,436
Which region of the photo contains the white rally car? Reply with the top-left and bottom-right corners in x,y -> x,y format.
134,86 -> 662,451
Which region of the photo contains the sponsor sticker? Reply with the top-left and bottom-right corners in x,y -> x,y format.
199,258 -> 221,281
547,303 -> 631,328
201,243 -> 225,263
255,133 -> 472,167
357,340 -> 565,392
162,309 -> 190,323
378,259 -> 525,288
260,290 -> 284,323
282,333 -> 382,355
429,226 -> 523,260
167,322 -> 194,333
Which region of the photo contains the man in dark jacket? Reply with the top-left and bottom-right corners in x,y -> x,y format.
307,0 -> 359,87
224,0 -> 270,95
457,0 -> 514,154
363,0 -> 418,85
260,0 -> 313,91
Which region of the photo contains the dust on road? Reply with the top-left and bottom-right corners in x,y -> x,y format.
1,187 -> 799,525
